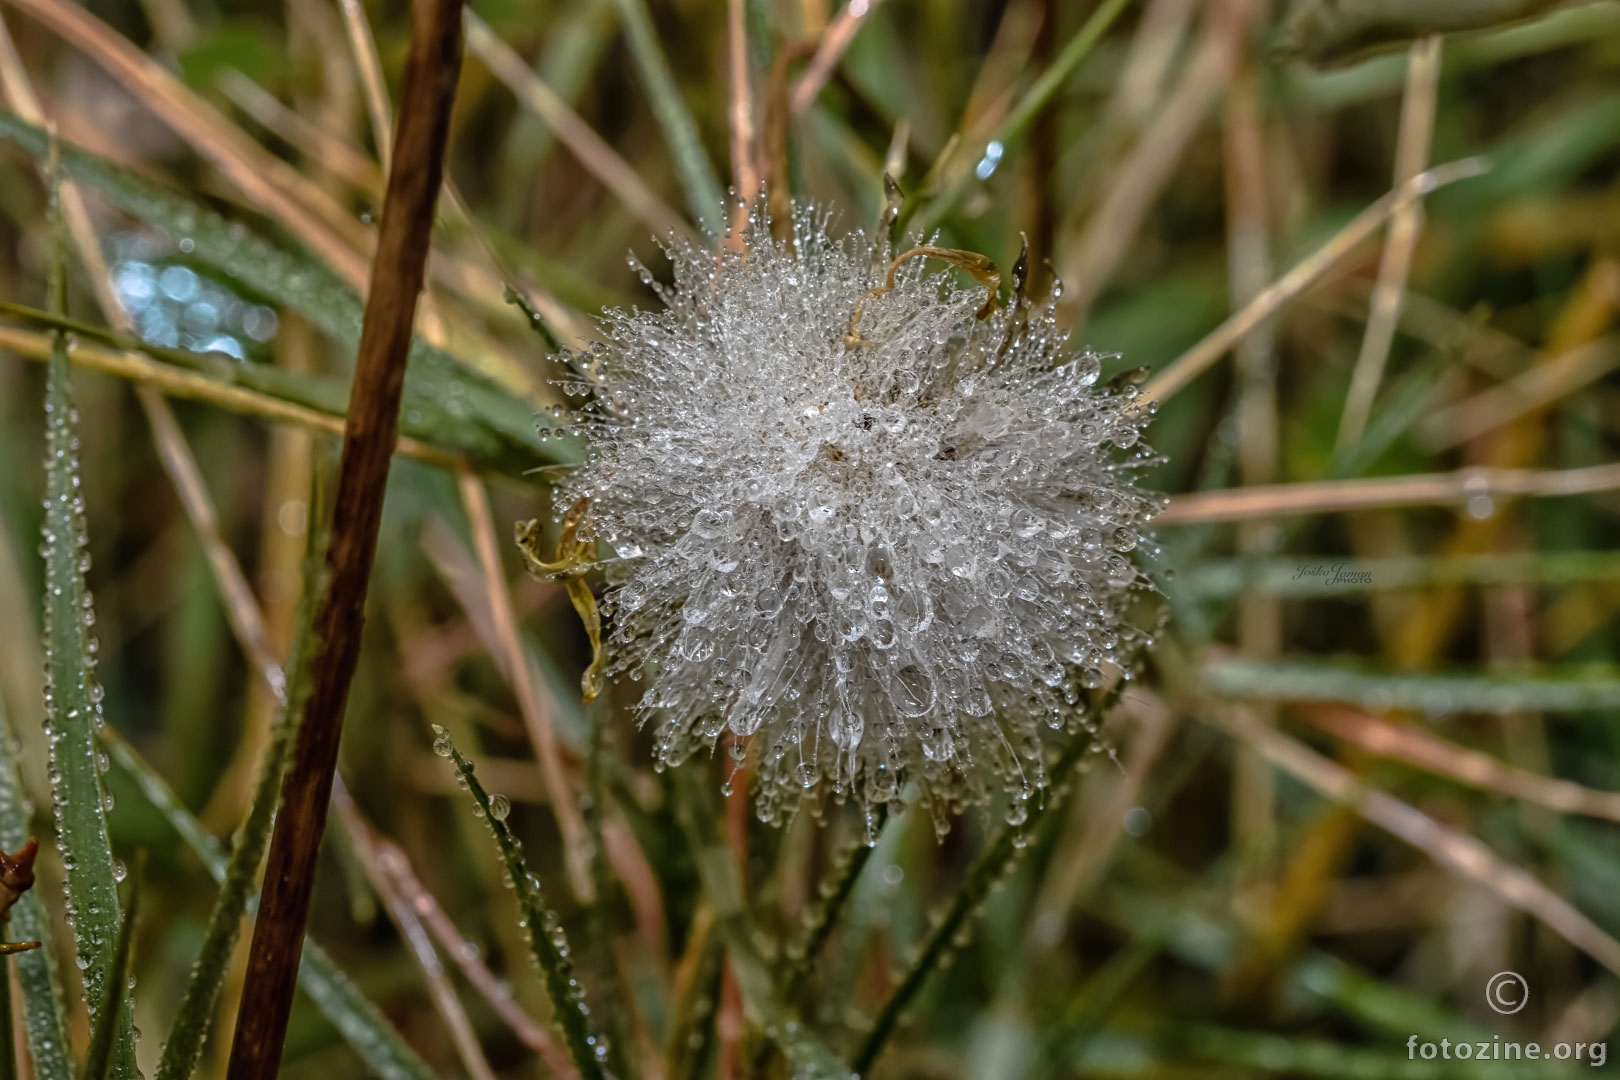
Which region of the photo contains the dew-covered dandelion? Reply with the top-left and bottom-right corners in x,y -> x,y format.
543,205 -> 1162,828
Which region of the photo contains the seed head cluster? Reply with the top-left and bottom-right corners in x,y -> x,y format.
550,208 -> 1162,826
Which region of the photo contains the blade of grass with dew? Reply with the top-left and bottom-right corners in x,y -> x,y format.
1203,658 -> 1620,714
0,299 -> 355,418
100,730 -> 437,1080
0,322 -> 470,470
908,0 -> 1134,236
1179,550 -> 1620,601
778,805 -> 888,1003
603,0 -> 726,232
38,151 -> 138,1080
435,730 -> 610,1080
852,685 -> 1123,1074
153,487 -> 327,1080
1175,1026 -> 1567,1079
670,769 -> 852,1079
80,859 -> 139,1080
0,683 -> 72,1080
0,111 -> 565,464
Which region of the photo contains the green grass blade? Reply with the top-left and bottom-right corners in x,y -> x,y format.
80,860 -> 140,1080
154,493 -> 327,1080
0,696 -> 72,1080
852,685 -> 1124,1074
1202,658 -> 1620,714
779,805 -> 887,1003
908,0 -> 1134,235
0,110 -> 562,465
39,156 -> 138,1080
603,0 -> 726,232
102,732 -> 436,1080
435,730 -> 610,1080
1180,550 -> 1620,601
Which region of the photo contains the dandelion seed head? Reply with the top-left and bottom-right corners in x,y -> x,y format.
554,207 -> 1162,825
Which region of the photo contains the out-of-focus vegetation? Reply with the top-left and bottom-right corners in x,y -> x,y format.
0,0 -> 1617,1076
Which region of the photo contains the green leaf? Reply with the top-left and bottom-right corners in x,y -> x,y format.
102,732 -> 437,1080
1179,550 -> 1620,601
853,685 -> 1124,1075
80,860 -> 140,1080
778,805 -> 887,1003
0,110 -> 569,467
602,0 -> 726,233
154,483 -> 328,1080
39,154 -> 138,1080
0,692 -> 73,1080
436,729 -> 610,1080
1203,658 -> 1620,714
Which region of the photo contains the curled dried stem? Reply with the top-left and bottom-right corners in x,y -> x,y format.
846,244 -> 1002,346
516,496 -> 605,701
0,837 -> 38,923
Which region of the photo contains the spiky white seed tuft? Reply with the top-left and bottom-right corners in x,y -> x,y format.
551,207 -> 1163,826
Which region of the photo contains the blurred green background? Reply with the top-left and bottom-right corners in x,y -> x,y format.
0,0 -> 1618,1076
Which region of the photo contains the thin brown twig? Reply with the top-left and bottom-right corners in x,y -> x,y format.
1336,35 -> 1442,451
228,0 -> 465,1072
1136,157 -> 1491,410
727,0 -> 760,213
465,12 -> 693,242
1213,703 -> 1620,979
1158,461 -> 1620,523
337,0 -> 394,175
1417,330 -> 1620,450
789,0 -> 878,115
1056,0 -> 1253,324
330,782 -> 504,1080
1300,705 -> 1620,825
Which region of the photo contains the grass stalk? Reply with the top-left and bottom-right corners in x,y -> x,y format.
153,491 -> 326,1080
79,859 -> 140,1080
228,0 -> 466,1071
39,143 -> 138,1080
852,685 -> 1125,1074
909,0 -> 1133,236
438,737 -> 609,1080
1158,461 -> 1620,523
605,0 -> 727,232
1335,35 -> 1441,450
1137,157 -> 1490,409
101,731 -> 436,1080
